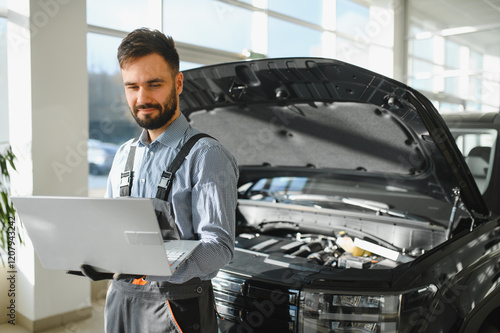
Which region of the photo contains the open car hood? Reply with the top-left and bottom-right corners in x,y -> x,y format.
179,58 -> 489,220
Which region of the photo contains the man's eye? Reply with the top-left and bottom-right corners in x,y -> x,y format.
150,84 -> 161,88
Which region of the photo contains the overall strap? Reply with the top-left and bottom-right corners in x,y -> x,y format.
156,133 -> 213,201
120,138 -> 139,197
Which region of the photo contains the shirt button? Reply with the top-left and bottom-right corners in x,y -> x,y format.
141,179 -> 145,183
149,151 -> 154,156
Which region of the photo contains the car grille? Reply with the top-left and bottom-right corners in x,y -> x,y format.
213,271 -> 299,332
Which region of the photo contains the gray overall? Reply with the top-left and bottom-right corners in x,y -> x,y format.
105,133 -> 218,333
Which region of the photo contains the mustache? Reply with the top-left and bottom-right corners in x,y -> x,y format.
133,103 -> 162,113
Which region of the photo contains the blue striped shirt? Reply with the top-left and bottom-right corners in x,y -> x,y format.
105,114 -> 239,283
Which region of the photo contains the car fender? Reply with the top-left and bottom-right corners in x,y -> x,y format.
458,286 -> 500,333
418,244 -> 500,332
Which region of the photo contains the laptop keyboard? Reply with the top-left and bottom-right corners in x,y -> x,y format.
167,251 -> 185,265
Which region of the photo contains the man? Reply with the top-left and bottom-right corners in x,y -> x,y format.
84,28 -> 238,332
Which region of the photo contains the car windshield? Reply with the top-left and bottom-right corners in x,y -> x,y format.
448,128 -> 497,193
239,175 -> 460,225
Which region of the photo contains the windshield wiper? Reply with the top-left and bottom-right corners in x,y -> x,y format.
286,194 -> 428,222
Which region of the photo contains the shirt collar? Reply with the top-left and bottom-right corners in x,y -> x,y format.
138,113 -> 190,149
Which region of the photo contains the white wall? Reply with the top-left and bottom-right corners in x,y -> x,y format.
8,0 -> 92,329
0,106 -> 7,144
0,12 -> 8,144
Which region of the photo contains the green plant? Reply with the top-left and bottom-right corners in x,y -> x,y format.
0,146 -> 18,255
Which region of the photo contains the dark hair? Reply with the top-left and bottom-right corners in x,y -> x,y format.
117,28 -> 180,73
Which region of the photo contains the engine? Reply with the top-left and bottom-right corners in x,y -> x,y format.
235,230 -> 416,270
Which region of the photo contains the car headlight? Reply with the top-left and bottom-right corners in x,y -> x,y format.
88,148 -> 107,165
298,285 -> 437,332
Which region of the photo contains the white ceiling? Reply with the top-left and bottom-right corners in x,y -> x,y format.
408,0 -> 500,56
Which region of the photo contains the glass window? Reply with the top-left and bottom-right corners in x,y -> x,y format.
407,9 -> 500,113
243,177 -> 308,201
411,37 -> 433,62
470,51 -> 483,71
180,61 -> 203,71
439,102 -> 462,113
87,33 -> 139,144
469,76 -> 482,102
268,0 -> 322,25
88,33 -> 121,75
444,76 -> 459,95
269,177 -> 292,192
87,0 -> 150,31
410,59 -> 433,91
453,131 -> 496,193
336,0 -> 369,35
250,178 -> 268,192
409,27 -> 433,61
469,52 -> 483,110
336,36 -> 369,68
163,0 -> 252,54
87,33 -> 140,196
445,40 -> 460,69
268,17 -> 322,57
466,102 -> 481,112
0,18 -> 8,144
288,177 -> 308,192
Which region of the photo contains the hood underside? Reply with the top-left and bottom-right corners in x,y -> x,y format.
179,57 -> 489,218
190,102 -> 424,175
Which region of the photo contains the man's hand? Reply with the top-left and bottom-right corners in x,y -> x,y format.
66,265 -> 143,281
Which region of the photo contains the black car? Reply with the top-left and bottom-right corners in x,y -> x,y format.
179,58 -> 500,333
442,112 -> 500,217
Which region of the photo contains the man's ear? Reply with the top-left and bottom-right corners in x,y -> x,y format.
176,72 -> 184,95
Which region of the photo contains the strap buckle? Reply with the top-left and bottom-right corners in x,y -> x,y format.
120,171 -> 133,187
158,171 -> 173,190
120,171 -> 134,196
156,171 -> 173,200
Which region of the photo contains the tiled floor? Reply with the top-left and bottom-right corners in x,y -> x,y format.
0,302 -> 105,333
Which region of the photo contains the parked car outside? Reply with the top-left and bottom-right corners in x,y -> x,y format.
179,58 -> 500,333
88,139 -> 119,175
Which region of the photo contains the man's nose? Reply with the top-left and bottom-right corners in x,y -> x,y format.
136,87 -> 152,105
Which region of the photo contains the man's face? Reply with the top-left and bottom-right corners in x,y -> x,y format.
121,53 -> 183,131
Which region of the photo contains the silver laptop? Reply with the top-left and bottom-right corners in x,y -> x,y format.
11,196 -> 200,276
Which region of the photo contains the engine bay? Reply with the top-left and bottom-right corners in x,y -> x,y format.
235,229 -> 421,270
235,196 -> 449,271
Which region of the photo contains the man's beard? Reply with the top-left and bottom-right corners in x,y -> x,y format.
130,88 -> 177,130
